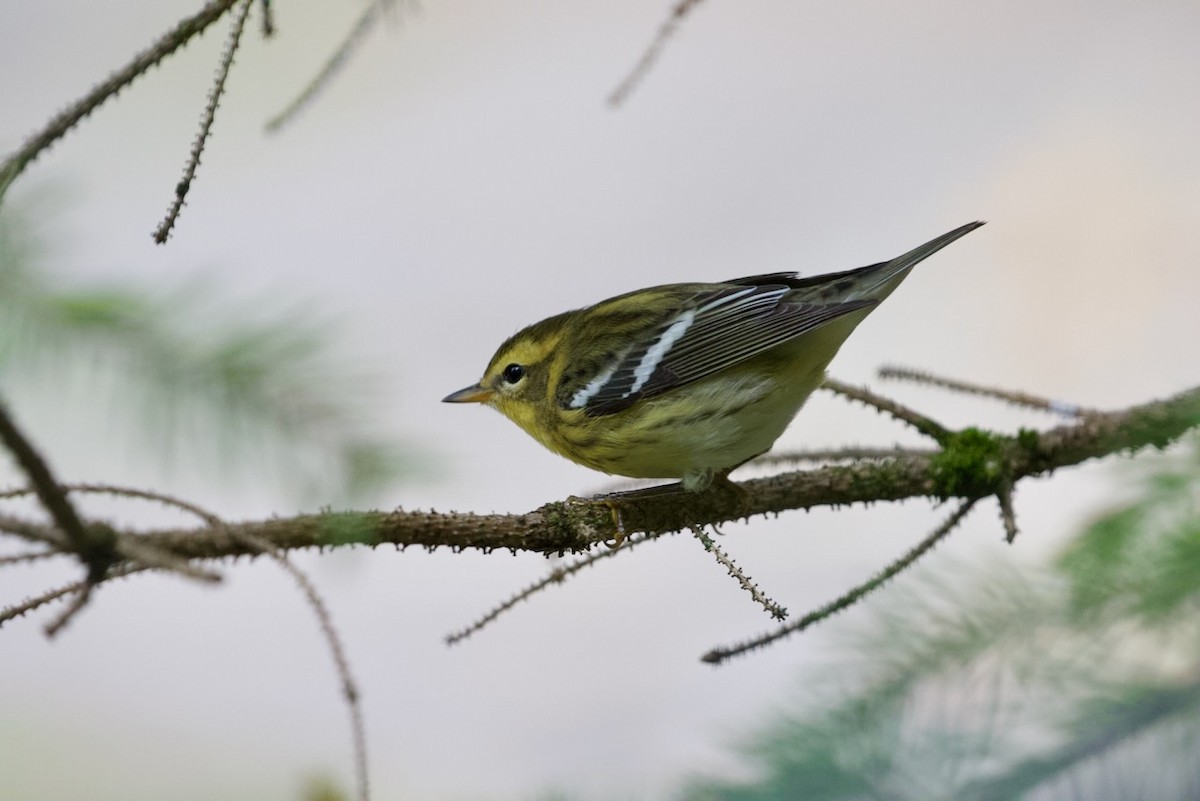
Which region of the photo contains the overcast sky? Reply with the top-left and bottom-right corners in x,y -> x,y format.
2,1 -> 1199,799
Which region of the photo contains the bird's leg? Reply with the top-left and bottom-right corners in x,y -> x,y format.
707,471 -> 751,514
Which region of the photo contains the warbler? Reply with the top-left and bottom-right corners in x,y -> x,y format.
444,221 -> 983,492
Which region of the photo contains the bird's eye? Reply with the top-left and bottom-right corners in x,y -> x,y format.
501,363 -> 526,384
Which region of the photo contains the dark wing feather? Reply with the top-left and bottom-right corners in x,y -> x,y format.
725,222 -> 986,302
572,283 -> 876,416
721,271 -> 799,287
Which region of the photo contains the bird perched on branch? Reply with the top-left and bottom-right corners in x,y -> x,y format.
445,221 -> 983,492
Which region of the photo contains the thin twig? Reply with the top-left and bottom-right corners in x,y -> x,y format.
5,480 -> 369,799
879,365 -> 1096,418
0,398 -> 104,576
2,480 -> 365,794
0,549 -> 59,566
55,485 -> 222,578
753,446 -> 937,467
702,498 -> 978,665
0,512 -> 67,549
0,564 -> 143,629
54,483 -> 223,526
608,0 -> 707,107
693,527 -> 787,621
265,0 -> 387,133
116,535 -> 221,582
0,0 -> 242,204
996,480 -> 1018,544
5,579 -> 88,628
1,568 -> 119,627
153,0 -> 255,243
232,529 -> 370,801
446,533 -> 656,645
31,565 -> 147,635
259,0 -> 275,38
43,583 -> 96,637
822,377 -> 950,443
0,484 -> 221,582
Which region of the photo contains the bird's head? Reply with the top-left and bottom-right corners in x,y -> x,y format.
442,314 -> 572,437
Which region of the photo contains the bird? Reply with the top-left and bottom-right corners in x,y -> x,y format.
444,221 -> 983,493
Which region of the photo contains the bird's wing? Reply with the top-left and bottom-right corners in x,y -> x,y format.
568,284 -> 875,416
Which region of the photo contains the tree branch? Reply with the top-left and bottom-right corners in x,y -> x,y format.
264,0 -> 389,133
153,0 -> 254,243
608,0 -> 707,107
702,496 -> 979,664
115,383 -> 1199,560
0,400 -> 90,555
0,0 -> 242,204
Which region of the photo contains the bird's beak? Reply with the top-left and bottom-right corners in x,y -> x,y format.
442,383 -> 494,404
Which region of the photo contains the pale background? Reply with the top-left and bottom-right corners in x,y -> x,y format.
1,1 -> 1198,799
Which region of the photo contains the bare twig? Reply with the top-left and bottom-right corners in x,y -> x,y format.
233,531 -> 369,801
0,512 -> 67,549
55,485 -> 224,579
1,479 -> 367,796
1,564 -> 140,628
115,536 -> 221,582
446,533 -> 656,645
1,564 -> 146,630
54,483 -> 223,526
153,0 -> 255,243
693,526 -> 787,621
43,583 -> 96,637
3,583 -> 82,627
0,484 -> 221,582
0,398 -> 105,577
0,0 -> 242,204
822,378 -> 950,443
265,0 -> 389,133
753,446 -> 937,467
0,549 -> 59,566
3,573 -> 93,628
259,0 -> 276,38
0,477 -> 227,632
702,497 -> 978,664
608,0 -> 707,107
997,479 -> 1018,544
879,365 -> 1096,418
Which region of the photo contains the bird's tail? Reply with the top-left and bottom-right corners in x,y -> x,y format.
790,221 -> 985,304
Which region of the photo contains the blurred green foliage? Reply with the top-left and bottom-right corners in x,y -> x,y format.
1060,444 -> 1200,626
0,194 -> 409,503
300,775 -> 351,801
677,438 -> 1200,801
